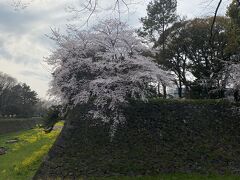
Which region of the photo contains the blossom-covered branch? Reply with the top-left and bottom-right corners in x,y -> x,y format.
47,19 -> 172,134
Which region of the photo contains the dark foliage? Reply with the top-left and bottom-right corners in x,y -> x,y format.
43,105 -> 61,133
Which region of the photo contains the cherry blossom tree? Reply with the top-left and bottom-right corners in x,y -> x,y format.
226,64 -> 240,88
46,19 -> 172,134
221,0 -> 240,101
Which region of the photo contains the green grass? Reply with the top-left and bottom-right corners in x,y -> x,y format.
0,122 -> 63,180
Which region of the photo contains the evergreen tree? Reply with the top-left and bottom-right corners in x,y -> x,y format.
139,0 -> 178,98
225,0 -> 240,57
139,0 -> 178,48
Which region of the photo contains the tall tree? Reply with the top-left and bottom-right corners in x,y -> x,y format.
225,0 -> 240,56
139,0 -> 178,98
0,73 -> 17,115
160,17 -> 232,98
47,19 -> 171,135
221,0 -> 240,101
161,20 -> 190,98
0,72 -> 39,117
182,17 -> 230,98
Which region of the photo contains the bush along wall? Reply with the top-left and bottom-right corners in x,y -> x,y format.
34,99 -> 240,179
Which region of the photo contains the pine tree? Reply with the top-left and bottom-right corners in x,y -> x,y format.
139,0 -> 178,98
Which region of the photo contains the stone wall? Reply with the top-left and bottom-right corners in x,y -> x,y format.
0,118 -> 43,135
34,99 -> 240,179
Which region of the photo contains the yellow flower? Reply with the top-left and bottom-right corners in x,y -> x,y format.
20,144 -> 51,169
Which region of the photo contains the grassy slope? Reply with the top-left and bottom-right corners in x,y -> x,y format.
0,122 -> 62,180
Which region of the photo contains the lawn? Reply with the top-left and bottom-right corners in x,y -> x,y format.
0,121 -> 239,180
0,122 -> 63,180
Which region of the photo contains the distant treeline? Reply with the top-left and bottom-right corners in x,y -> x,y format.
0,72 -> 47,118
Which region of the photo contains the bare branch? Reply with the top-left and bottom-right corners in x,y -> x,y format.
13,0 -> 139,23
209,0 -> 222,46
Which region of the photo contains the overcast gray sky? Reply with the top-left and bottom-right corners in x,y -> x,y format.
0,0 -> 230,98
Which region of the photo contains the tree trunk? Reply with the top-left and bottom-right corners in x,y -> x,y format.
178,87 -> 182,98
157,82 -> 161,97
178,78 -> 183,98
162,84 -> 167,99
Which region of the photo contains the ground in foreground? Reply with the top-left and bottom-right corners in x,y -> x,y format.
0,122 -> 62,180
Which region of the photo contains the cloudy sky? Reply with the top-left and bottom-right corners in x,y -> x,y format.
0,0 -> 230,98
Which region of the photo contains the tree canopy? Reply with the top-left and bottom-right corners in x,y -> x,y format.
47,19 -> 172,133
0,72 -> 39,117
